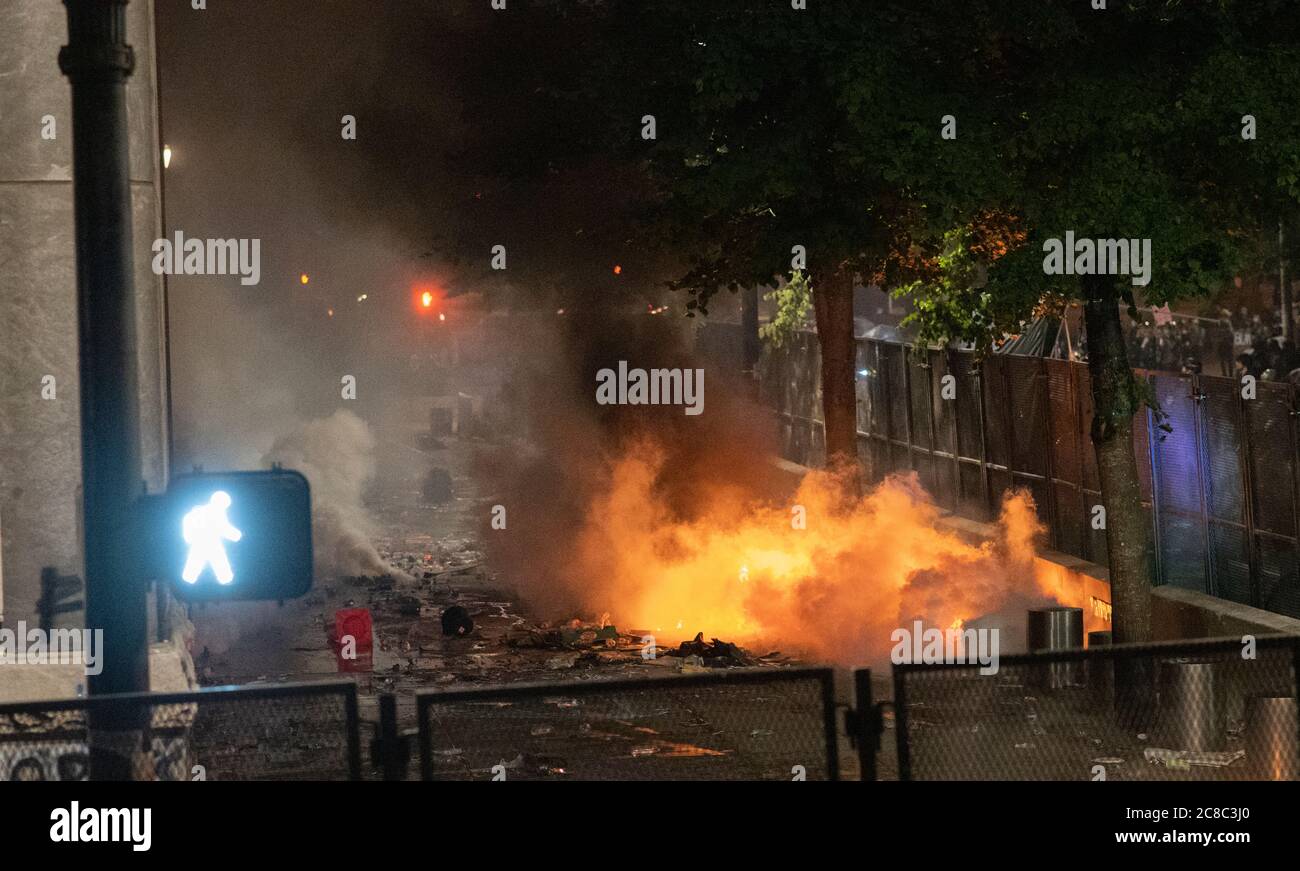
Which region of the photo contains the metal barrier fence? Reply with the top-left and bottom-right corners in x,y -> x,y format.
416,667 -> 839,781
885,636 -> 1300,781
0,681 -> 361,781
756,333 -> 1300,620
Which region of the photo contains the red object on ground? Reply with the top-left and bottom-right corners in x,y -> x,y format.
334,608 -> 373,672
335,608 -> 373,651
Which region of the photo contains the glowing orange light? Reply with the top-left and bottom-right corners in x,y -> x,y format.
613,264 -> 622,275
327,308 -> 334,317
300,273 -> 310,285
438,312 -> 446,322
421,291 -> 433,308
507,449 -> 1058,659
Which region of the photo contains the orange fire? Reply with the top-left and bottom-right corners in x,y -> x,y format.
563,443 -> 1057,665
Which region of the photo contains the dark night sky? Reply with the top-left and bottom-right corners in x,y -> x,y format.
153,0 -> 686,468
155,0 -> 653,319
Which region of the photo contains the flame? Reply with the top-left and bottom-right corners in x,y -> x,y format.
560,442 -> 1055,665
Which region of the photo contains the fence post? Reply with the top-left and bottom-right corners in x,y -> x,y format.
1189,374 -> 1216,596
902,344 -> 917,474
974,355 -> 991,518
372,693 -> 409,781
1236,376 -> 1262,609
1291,384 -> 1300,613
942,349 -> 961,512
848,668 -> 880,782
1038,357 -> 1061,551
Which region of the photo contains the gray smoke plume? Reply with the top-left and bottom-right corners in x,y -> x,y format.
262,408 -> 390,579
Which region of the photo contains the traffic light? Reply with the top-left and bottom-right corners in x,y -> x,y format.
156,469 -> 313,602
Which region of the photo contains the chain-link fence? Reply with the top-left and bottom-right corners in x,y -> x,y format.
0,681 -> 361,781
417,667 -> 838,781
752,329 -> 1300,621
887,636 -> 1300,781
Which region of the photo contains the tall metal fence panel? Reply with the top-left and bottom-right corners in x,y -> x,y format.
751,329 -> 1300,621
890,637 -> 1300,781
0,681 -> 361,781
417,667 -> 839,781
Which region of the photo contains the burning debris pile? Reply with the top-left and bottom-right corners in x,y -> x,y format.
502,618 -> 781,671
489,435 -> 1058,668
478,315 -> 1059,668
667,633 -> 759,668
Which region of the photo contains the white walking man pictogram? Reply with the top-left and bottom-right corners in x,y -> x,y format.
181,491 -> 242,584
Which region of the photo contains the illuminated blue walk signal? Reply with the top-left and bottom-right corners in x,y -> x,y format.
162,470 -> 312,602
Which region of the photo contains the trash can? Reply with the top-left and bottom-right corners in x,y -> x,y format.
1243,695 -> 1299,780
1155,658 -> 1224,751
1026,607 -> 1084,689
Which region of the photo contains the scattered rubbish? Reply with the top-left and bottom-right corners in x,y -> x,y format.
559,624 -> 619,647
667,632 -> 756,667
346,574 -> 395,591
1143,747 -> 1245,768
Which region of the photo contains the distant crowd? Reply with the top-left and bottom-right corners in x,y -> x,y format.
1123,315 -> 1231,376
1072,306 -> 1300,382
1227,307 -> 1300,384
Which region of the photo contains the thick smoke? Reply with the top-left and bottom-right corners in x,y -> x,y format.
262,409 -> 389,579
480,309 -> 1059,667
477,308 -> 784,612
170,263 -> 405,657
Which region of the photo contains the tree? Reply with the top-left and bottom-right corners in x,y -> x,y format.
576,0 -> 933,474
884,0 -> 1300,644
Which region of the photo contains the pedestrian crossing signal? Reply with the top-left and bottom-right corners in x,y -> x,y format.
163,470 -> 313,602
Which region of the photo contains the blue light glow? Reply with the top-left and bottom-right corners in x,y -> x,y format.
181,491 -> 243,585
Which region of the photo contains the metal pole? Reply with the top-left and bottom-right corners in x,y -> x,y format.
59,0 -> 149,716
851,668 -> 877,782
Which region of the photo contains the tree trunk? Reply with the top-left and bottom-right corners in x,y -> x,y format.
811,268 -> 859,475
1082,275 -> 1154,645
1083,275 -> 1156,727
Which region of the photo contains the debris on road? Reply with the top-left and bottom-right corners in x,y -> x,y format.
666,632 -> 757,667
441,605 -> 474,636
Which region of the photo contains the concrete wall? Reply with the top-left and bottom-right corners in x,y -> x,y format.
0,0 -> 169,627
